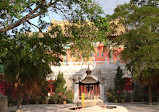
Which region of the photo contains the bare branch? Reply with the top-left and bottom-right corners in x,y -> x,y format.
0,22 -> 6,28
28,0 -> 60,19
27,20 -> 42,33
136,45 -> 141,48
54,6 -> 68,20
0,0 -> 60,33
0,1 -> 45,33
78,0 -> 94,5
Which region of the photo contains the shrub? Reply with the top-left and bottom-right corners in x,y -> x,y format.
65,90 -> 74,103
107,88 -> 115,102
54,72 -> 67,95
8,97 -> 16,106
49,72 -> 74,104
119,92 -> 126,100
114,67 -> 124,92
49,95 -> 58,104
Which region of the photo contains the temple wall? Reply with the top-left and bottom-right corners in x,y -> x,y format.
49,60 -> 132,102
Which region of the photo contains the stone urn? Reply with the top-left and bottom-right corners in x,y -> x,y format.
121,99 -> 125,103
114,99 -> 118,103
141,98 -> 144,102
63,101 -> 66,104
0,93 -> 8,112
130,99 -> 134,102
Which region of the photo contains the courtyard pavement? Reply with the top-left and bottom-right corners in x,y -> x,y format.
106,102 -> 159,112
8,102 -> 159,112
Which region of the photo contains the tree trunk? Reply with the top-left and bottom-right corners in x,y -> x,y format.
148,84 -> 152,105
17,97 -> 22,110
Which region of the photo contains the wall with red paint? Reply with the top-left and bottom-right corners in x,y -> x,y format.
65,45 -> 123,63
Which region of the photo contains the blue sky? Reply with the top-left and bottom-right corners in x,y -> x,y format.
98,0 -> 130,15
44,0 -> 130,21
30,0 -> 130,32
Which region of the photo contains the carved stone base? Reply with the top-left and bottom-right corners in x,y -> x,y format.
76,99 -> 104,107
0,93 -> 8,112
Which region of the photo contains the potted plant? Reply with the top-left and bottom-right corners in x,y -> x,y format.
157,98 -> 159,102
113,94 -> 118,103
120,93 -> 126,103
8,97 -> 14,107
106,88 -> 114,102
63,97 -> 67,104
140,93 -> 145,102
129,93 -> 134,102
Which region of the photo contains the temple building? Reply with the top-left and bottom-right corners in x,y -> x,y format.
47,19 -> 132,102
0,19 -> 133,102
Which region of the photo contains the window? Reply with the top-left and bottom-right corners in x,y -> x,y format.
109,50 -> 113,61
102,52 -> 104,57
123,78 -> 133,90
97,52 -> 99,57
90,52 -> 94,57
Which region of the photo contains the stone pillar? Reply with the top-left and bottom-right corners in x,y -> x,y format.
0,93 -> 8,112
105,57 -> 107,62
100,84 -> 104,101
74,84 -> 79,101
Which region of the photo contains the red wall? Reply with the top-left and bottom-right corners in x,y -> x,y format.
66,46 -> 123,62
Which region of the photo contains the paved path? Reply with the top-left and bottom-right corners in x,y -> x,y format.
8,104 -> 75,112
8,102 -> 159,112
106,102 -> 159,112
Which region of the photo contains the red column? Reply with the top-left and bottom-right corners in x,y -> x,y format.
79,85 -> 81,97
93,86 -> 94,95
96,85 -> 97,96
98,85 -> 100,96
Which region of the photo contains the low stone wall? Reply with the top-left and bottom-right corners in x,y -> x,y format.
76,99 -> 104,106
0,94 -> 8,112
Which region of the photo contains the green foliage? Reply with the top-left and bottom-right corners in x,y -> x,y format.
108,0 -> 159,105
105,67 -> 126,102
106,88 -> 115,102
49,72 -> 74,104
0,0 -> 105,33
8,96 -> 16,106
41,81 -> 50,97
108,1 -> 159,79
49,95 -> 58,104
114,67 -> 124,92
65,90 -> 74,102
63,15 -> 109,60
119,92 -> 126,99
128,93 -> 134,99
54,72 -> 66,94
0,64 -> 4,73
0,0 -> 109,61
0,29 -> 67,108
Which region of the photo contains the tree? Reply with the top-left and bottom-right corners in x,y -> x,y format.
0,26 -> 66,109
114,67 -> 124,92
0,0 -> 109,109
0,0 -> 109,60
63,16 -> 109,60
0,0 -> 104,33
50,72 -> 74,104
108,0 -> 159,105
54,72 -> 67,94
54,72 -> 67,104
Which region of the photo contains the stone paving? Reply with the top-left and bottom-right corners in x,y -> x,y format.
8,102 -> 159,112
106,102 -> 159,112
